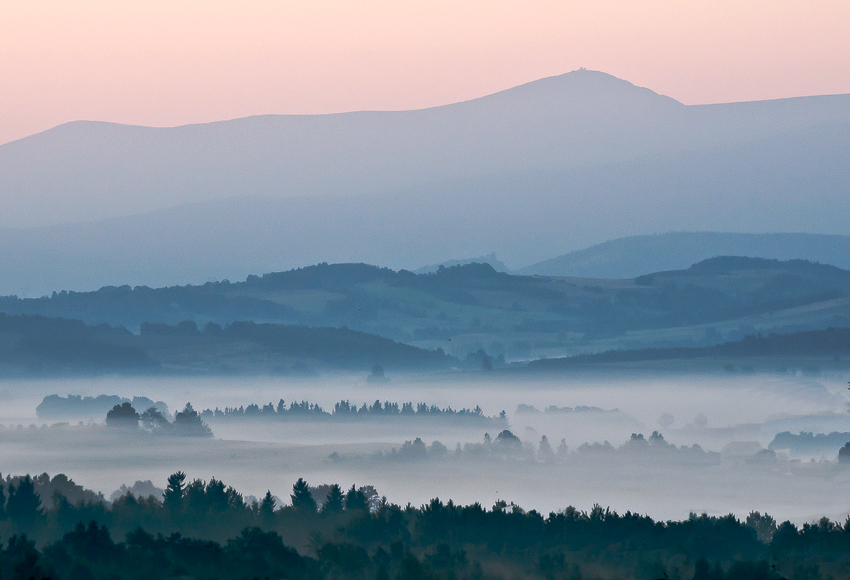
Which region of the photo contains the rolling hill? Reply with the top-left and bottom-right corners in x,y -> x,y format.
0,313 -> 454,377
3,258 -> 850,362
518,232 -> 850,279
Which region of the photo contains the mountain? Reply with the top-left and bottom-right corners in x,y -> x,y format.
517,233 -> 850,278
2,69 -> 850,295
0,70 -> 688,228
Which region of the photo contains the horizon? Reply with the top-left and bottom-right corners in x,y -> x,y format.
8,67 -> 850,147
3,1 -> 850,145
5,67 -> 850,148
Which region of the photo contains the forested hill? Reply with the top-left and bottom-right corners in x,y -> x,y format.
0,313 -> 154,374
2,258 -> 850,362
526,327 -> 850,370
519,232 -> 850,278
0,313 -> 455,376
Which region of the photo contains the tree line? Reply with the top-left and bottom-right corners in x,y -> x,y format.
0,471 -> 848,579
200,398 -> 506,426
106,402 -> 212,437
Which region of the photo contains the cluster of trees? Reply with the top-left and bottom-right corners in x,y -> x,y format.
375,437 -> 451,461
1,471 -> 850,579
574,432 -> 718,462
515,404 -> 608,414
770,431 -> 850,456
199,398 -> 506,426
375,431 -> 716,465
106,402 -> 212,437
36,394 -> 168,421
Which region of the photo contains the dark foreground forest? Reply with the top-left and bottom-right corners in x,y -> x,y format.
0,473 -> 847,579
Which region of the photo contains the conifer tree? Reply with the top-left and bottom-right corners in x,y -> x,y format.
290,478 -> 317,512
163,471 -> 186,512
6,475 -> 43,527
322,484 -> 345,514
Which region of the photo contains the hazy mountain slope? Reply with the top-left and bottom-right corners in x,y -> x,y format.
2,70 -> 849,295
2,118 -> 850,297
526,327 -> 850,371
518,233 -> 850,278
0,70 -> 688,228
2,69 -> 849,230
0,313 -> 454,376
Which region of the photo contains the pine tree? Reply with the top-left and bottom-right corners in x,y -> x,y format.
163,471 -> 186,512
260,491 -> 276,524
322,484 -> 345,514
344,484 -> 369,512
6,475 -> 43,527
290,478 -> 317,512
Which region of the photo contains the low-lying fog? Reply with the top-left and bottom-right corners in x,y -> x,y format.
1,370 -> 849,524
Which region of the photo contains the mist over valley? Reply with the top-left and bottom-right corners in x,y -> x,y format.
1,371 -> 848,525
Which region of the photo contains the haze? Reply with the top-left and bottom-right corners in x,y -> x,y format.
1,372 -> 848,523
3,3 -> 850,573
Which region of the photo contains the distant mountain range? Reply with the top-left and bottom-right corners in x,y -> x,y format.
1,70 -> 849,295
518,232 -> 850,278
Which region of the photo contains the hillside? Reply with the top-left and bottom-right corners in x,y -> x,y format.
1,70 -> 849,295
526,327 -> 850,372
518,232 -> 850,278
0,313 -> 454,377
3,258 -> 850,362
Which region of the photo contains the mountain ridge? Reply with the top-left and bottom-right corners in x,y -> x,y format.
2,69 -> 849,295
4,69 -> 849,229
518,232 -> 850,278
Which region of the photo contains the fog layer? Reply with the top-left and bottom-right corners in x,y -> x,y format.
1,372 -> 848,523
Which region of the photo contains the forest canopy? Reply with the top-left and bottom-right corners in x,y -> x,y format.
0,471 -> 847,579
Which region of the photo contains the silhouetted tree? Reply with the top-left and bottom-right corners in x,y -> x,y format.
495,430 -> 521,448
399,437 -> 428,460
140,406 -> 171,432
163,471 -> 186,512
106,402 -> 140,428
206,478 -> 229,513
291,478 -> 317,512
6,475 -> 43,527
322,484 -> 345,514
174,403 -> 213,437
538,435 -> 555,462
344,485 -> 369,512
746,511 -> 778,543
259,491 -> 276,524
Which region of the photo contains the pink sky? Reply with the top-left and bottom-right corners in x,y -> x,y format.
2,0 -> 849,145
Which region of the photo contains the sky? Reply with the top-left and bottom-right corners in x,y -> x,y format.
2,0 -> 850,146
